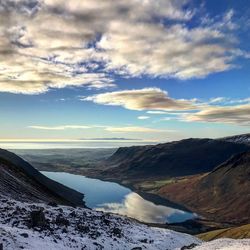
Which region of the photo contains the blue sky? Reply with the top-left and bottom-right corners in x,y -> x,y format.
0,0 -> 249,141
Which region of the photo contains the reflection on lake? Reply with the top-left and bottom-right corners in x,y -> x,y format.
42,172 -> 197,223
96,192 -> 196,223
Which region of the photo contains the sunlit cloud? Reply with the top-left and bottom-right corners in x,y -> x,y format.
83,88 -> 196,111
104,126 -> 170,133
96,192 -> 195,223
184,103 -> 250,125
29,124 -> 174,133
147,111 -> 169,115
138,116 -> 150,120
84,88 -> 250,126
29,125 -> 91,130
0,0 -> 247,94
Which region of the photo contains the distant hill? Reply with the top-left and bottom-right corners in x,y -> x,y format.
0,148 -> 85,206
158,152 -> 250,224
101,138 -> 250,181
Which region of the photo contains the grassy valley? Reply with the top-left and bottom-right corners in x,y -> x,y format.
10,135 -> 250,239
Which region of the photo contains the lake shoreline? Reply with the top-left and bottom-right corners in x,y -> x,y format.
42,171 -> 197,225
41,170 -> 228,236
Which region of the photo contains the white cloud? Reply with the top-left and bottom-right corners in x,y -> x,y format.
104,126 -> 167,133
138,116 -> 150,120
0,0 -> 247,94
97,21 -> 235,79
184,103 -> 250,125
29,124 -> 172,133
84,88 -> 250,126
29,125 -> 91,130
208,97 -> 227,104
83,88 -> 196,111
147,111 -> 169,115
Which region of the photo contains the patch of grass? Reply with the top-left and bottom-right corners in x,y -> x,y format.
197,224 -> 250,241
137,179 -> 177,191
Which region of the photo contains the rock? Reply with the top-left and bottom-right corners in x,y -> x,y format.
48,202 -> 58,207
103,218 -> 111,225
56,208 -> 63,213
93,242 -> 104,249
112,227 -> 122,238
20,233 -> 29,238
69,211 -> 76,217
0,243 -> 3,250
139,239 -> 148,243
89,231 -> 101,239
131,247 -> 142,250
55,215 -> 70,226
30,210 -> 47,229
76,224 -> 90,234
181,243 -> 199,249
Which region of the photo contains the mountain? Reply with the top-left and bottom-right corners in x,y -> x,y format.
100,138 -> 250,181
0,196 -> 202,250
158,152 -> 250,224
0,148 -> 85,206
219,133 -> 250,146
0,149 -> 249,249
0,194 -> 249,250
0,148 -> 202,250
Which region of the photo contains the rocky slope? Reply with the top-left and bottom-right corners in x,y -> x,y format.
0,197 -> 202,250
100,138 -> 250,181
0,148 -> 85,206
1,197 -> 250,250
220,133 -> 250,146
158,152 -> 250,224
0,149 -> 203,250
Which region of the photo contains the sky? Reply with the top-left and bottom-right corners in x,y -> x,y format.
0,0 -> 250,142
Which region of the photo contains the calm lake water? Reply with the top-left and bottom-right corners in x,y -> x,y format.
42,171 -> 197,224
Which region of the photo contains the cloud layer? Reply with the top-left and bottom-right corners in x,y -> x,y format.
84,88 -> 250,126
185,103 -> 250,125
29,125 -> 91,130
29,124 -> 169,133
83,88 -> 196,111
0,0 -> 246,94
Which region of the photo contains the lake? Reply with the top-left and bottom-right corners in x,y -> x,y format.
42,171 -> 197,224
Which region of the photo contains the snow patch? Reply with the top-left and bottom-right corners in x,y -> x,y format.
0,196 -> 249,250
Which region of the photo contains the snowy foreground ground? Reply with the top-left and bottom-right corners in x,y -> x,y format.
0,197 -> 249,250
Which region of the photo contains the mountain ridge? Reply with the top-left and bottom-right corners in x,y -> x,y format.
0,148 -> 85,207
219,133 -> 250,145
100,138 -> 250,181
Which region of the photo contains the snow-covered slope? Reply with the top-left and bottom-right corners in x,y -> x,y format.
0,196 -> 201,250
1,196 -> 250,249
193,239 -> 250,250
220,133 -> 250,146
